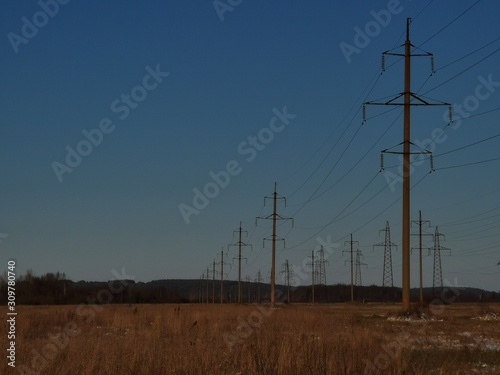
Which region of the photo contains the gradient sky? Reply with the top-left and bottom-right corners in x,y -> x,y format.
1,0 -> 499,292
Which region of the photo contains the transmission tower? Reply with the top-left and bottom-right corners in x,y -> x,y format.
228,222 -> 252,304
307,251 -> 316,303
432,226 -> 451,295
355,249 -> 367,287
316,246 -> 328,286
280,260 -> 293,303
363,18 -> 451,312
343,234 -> 359,302
373,221 -> 398,288
217,247 -> 230,304
212,259 -> 216,304
256,182 -> 293,306
411,211 -> 432,305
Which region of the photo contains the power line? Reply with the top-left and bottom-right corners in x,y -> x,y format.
412,0 -> 435,22
423,45 -> 500,95
418,0 -> 482,47
435,156 -> 500,171
434,132 -> 500,158
437,36 -> 500,72
285,70 -> 382,198
286,172 -> 380,248
289,109 -> 403,210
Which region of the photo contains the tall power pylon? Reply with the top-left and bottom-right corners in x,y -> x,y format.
411,211 -> 432,305
228,222 -> 252,304
363,18 -> 450,312
256,182 -> 293,307
316,245 -> 328,286
344,234 -> 359,302
432,226 -> 450,295
355,249 -> 367,287
217,247 -> 230,304
373,221 -> 397,288
307,251 -> 316,303
212,259 -> 216,304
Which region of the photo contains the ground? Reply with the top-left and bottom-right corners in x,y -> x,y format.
2,302 -> 500,374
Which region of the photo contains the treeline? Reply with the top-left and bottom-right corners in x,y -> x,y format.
1,270 -> 498,305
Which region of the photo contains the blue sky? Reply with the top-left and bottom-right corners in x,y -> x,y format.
1,0 -> 499,292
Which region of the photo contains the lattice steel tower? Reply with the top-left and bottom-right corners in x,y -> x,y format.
316,245 -> 328,286
355,249 -> 366,287
374,221 -> 397,287
432,226 -> 450,293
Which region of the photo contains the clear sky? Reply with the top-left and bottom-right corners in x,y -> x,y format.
1,0 -> 499,292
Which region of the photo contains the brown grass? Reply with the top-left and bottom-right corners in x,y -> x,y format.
2,303 -> 500,374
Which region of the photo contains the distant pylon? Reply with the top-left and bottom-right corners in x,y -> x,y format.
432,226 -> 450,294
316,246 -> 328,286
228,222 -> 252,304
373,221 -> 397,287
411,210 -> 432,305
307,251 -> 316,303
355,249 -> 366,287
344,234 -> 359,302
256,182 -> 294,307
217,247 -> 230,304
280,260 -> 293,303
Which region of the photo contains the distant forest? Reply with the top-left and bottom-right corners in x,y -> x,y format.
1,270 -> 499,305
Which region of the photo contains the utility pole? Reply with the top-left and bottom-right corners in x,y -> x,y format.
344,234 -> 358,302
373,221 -> 398,288
228,222 -> 252,304
256,182 -> 293,307
432,226 -> 450,296
217,247 -> 229,304
411,211 -> 432,305
364,18 -> 450,312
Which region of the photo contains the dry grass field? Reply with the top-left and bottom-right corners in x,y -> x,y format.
2,302 -> 500,374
